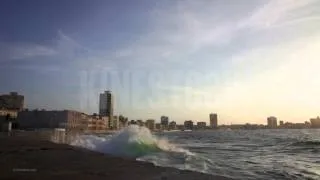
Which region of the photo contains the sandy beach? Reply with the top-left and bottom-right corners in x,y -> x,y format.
0,135 -> 232,180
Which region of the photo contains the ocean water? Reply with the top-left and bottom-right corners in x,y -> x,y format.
70,125 -> 320,180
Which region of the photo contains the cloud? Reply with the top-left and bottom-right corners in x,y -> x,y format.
240,0 -> 319,29
0,42 -> 57,61
56,30 -> 92,59
0,30 -> 110,71
0,30 -> 91,60
111,0 -> 319,70
2,0 -> 318,71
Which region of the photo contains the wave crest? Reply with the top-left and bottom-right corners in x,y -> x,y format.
70,125 -> 193,158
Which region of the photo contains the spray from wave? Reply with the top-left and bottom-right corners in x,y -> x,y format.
70,125 -> 193,158
70,126 -> 217,175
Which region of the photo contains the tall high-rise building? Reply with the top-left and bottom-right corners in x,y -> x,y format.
145,119 -> 155,131
267,116 -> 277,128
160,116 -> 169,129
99,91 -> 113,128
209,113 -> 218,128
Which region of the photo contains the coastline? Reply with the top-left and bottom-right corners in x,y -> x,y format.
0,135 -> 232,180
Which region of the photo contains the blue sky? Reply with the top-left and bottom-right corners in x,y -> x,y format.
1,0 -> 320,124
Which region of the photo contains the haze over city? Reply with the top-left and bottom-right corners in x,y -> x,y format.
1,0 -> 320,124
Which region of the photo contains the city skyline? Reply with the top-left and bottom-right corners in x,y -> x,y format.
2,90 -> 318,128
1,0 -> 320,124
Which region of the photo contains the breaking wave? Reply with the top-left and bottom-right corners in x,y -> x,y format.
70,125 -> 193,158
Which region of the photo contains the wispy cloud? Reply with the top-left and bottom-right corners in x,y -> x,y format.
0,42 -> 57,60
111,0 -> 319,70
0,30 -> 102,71
240,0 -> 319,29
0,30 -> 92,60
2,0 -> 318,72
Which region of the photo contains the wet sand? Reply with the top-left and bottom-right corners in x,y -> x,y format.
0,136 -> 232,180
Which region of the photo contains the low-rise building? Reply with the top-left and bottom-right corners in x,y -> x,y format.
17,110 -> 87,132
169,121 -> 177,130
0,109 -> 18,118
176,124 -> 184,131
112,116 -> 119,130
197,122 -> 206,129
85,114 -> 108,131
129,120 -> 136,125
184,120 -> 194,130
0,92 -> 24,131
17,110 -> 110,132
119,115 -> 128,129
0,92 -> 24,111
155,123 -> 162,130
279,121 -> 284,126
136,119 -> 144,127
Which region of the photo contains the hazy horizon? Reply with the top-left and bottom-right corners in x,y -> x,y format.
1,0 -> 320,124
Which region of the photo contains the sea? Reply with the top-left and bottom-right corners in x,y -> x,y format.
70,125 -> 320,180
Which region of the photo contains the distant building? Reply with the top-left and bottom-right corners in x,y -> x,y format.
281,122 -> 310,129
209,113 -> 218,128
267,116 -> 277,128
17,110 -> 88,132
113,115 -> 119,130
279,121 -> 284,126
99,91 -> 113,128
0,109 -> 18,118
161,116 -> 169,129
0,110 -> 18,131
118,115 -> 128,129
176,124 -> 184,130
0,92 -> 24,111
305,121 -> 311,126
169,121 -> 176,130
197,122 -> 206,129
85,114 -> 108,131
225,123 -> 265,130
184,120 -> 194,130
155,123 -> 162,130
136,119 -> 144,127
129,120 -> 136,125
145,119 -> 155,131
229,124 -> 245,129
310,117 -> 320,128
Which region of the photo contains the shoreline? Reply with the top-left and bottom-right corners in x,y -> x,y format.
0,135 -> 232,180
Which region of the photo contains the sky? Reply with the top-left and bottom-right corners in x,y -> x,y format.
0,0 -> 320,124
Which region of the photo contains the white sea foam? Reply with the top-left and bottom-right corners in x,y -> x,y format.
70,125 -> 193,158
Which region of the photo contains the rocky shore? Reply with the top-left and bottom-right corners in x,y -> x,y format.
0,135 -> 232,180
